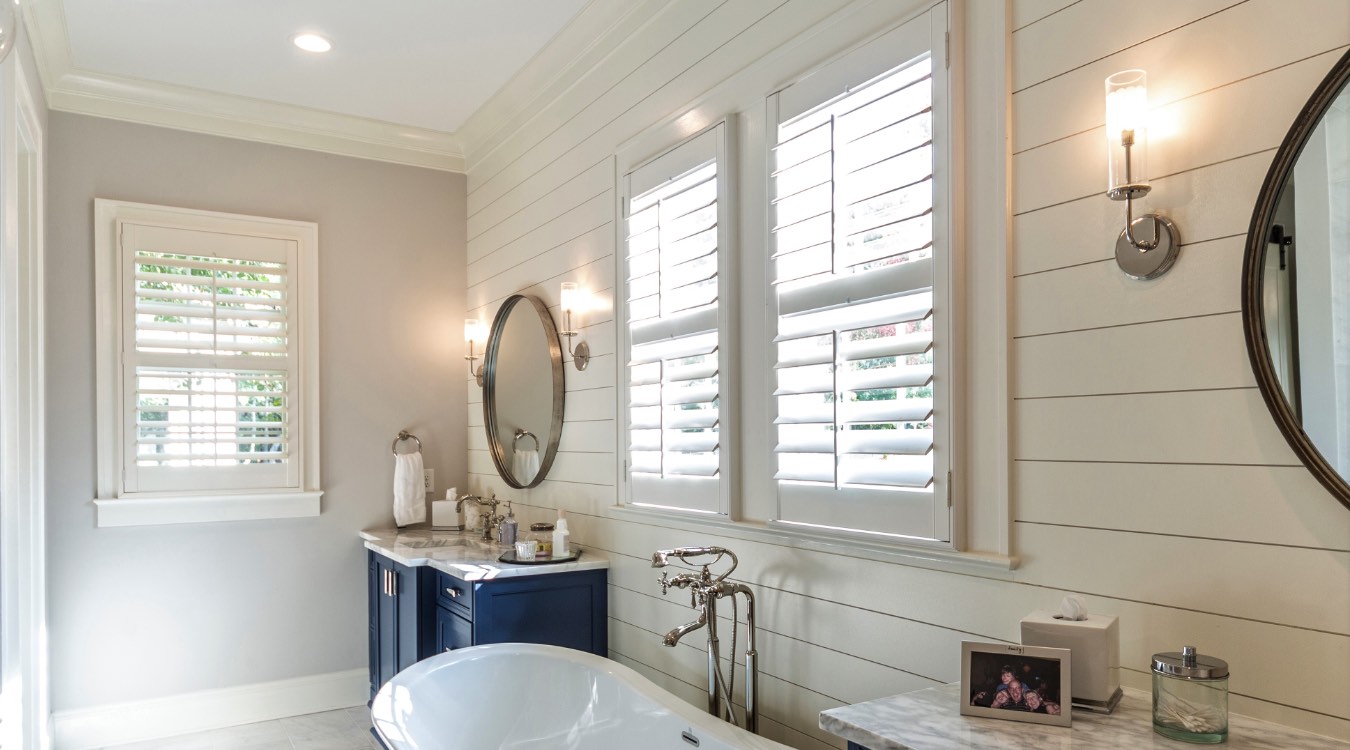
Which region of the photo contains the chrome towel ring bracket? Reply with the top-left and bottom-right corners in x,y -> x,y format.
513,428 -> 539,453
392,430 -> 422,455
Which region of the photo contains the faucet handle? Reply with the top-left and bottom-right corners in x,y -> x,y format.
658,571 -> 671,595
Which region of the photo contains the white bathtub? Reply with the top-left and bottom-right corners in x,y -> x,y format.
371,643 -> 791,750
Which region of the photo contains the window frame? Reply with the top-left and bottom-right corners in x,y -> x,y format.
610,0 -> 1013,567
763,6 -> 955,544
616,120 -> 737,517
93,199 -> 322,527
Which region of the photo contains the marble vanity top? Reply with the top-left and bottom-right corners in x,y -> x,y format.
360,528 -> 609,582
820,684 -> 1348,750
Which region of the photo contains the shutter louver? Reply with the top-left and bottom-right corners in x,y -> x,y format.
771,28 -> 945,538
623,126 -> 725,514
122,223 -> 298,492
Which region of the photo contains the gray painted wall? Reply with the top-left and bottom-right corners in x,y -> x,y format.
45,112 -> 467,711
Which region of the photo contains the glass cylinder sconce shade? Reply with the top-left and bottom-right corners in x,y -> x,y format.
559,282 -> 590,371
465,318 -> 487,385
1103,68 -> 1180,279
1105,69 -> 1149,198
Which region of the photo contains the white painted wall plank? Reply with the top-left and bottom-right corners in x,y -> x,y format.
1012,0 -> 1238,91
1011,0 -> 1079,31
468,191 -> 613,287
1015,460 -> 1350,550
1014,313 -> 1253,398
1014,522 -> 1350,634
1013,0 -> 1350,152
1014,237 -> 1241,338
1014,388 -> 1298,465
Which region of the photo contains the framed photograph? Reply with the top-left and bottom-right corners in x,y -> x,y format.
960,642 -> 1072,727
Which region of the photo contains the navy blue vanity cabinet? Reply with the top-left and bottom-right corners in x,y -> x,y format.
367,552 -> 434,697
368,548 -> 608,699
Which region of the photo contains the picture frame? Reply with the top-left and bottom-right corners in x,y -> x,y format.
960,642 -> 1072,727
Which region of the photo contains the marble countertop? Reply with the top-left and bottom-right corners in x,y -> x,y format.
820,685 -> 1348,750
360,528 -> 609,582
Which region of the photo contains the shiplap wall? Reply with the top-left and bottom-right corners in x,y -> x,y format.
464,1 -> 1350,747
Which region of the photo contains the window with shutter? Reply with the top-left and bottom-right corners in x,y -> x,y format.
121,223 -> 299,493
621,124 -> 730,515
94,200 -> 321,526
769,7 -> 952,541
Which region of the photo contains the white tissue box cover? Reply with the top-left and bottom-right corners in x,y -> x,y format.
1020,610 -> 1119,703
431,500 -> 459,529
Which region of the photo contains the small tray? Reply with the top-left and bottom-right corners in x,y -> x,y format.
498,547 -> 583,565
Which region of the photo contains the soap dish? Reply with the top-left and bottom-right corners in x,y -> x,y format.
498,547 -> 582,565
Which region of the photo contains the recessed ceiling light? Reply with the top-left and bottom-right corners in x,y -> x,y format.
291,33 -> 332,53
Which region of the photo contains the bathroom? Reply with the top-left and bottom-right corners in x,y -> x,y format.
0,0 -> 1345,748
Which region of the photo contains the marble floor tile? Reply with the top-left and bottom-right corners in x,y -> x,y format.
101,707 -> 376,750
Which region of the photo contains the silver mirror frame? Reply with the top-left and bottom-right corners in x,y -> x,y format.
1241,48 -> 1350,511
482,294 -> 565,489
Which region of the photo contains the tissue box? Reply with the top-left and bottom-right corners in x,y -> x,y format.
430,500 -> 463,530
1021,610 -> 1119,706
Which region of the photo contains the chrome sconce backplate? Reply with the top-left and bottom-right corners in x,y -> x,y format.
1115,214 -> 1180,280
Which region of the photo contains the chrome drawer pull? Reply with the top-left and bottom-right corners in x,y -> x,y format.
445,587 -> 460,598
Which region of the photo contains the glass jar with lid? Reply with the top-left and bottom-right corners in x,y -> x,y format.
1152,645 -> 1229,743
530,522 -> 555,558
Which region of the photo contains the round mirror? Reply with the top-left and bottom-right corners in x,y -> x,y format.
1243,49 -> 1350,509
482,295 -> 564,489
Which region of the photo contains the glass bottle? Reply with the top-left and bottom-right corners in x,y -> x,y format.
1152,646 -> 1229,743
530,522 -> 555,558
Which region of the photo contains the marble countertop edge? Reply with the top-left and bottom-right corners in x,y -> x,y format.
360,528 -> 610,582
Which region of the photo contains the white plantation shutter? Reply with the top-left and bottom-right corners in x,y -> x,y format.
120,222 -> 300,493
769,6 -> 951,541
623,124 -> 729,515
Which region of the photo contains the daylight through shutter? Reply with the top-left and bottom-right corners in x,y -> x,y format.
624,126 -> 725,514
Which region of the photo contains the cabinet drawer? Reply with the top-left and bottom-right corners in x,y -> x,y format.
435,606 -> 472,654
435,571 -> 473,617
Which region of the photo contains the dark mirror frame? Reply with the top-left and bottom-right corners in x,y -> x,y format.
482,294 -> 565,489
1241,48 -> 1350,510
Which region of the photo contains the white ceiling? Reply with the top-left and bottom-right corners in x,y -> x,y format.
25,0 -> 611,169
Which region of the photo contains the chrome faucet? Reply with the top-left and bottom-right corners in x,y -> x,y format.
456,492 -> 502,541
652,546 -> 759,734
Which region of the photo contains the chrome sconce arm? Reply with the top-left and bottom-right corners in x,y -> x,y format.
1105,70 -> 1181,280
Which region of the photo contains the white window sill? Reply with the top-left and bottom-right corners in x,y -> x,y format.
608,505 -> 1018,575
94,491 -> 323,528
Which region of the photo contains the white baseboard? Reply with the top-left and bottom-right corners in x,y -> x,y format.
51,668 -> 369,750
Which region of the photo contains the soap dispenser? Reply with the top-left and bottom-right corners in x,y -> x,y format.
552,509 -> 570,558
499,501 -> 518,547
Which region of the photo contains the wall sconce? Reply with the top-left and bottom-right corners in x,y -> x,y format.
559,282 -> 590,371
1105,69 -> 1180,280
464,318 -> 487,386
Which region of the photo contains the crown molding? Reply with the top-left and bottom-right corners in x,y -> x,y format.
454,0 -> 669,173
22,1 -> 466,172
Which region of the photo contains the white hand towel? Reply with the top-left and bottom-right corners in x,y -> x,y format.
512,449 -> 541,484
393,451 -> 426,527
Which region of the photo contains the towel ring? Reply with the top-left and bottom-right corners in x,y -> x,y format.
392,430 -> 422,455
513,428 -> 539,453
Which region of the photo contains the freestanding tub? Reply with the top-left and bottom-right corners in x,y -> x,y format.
371,643 -> 791,750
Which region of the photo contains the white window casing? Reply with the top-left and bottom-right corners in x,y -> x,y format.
94,200 -> 322,527
620,123 -> 734,516
768,5 -> 953,542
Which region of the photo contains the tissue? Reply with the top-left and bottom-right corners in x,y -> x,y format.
1021,597 -> 1120,706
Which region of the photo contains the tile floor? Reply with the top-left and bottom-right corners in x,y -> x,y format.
100,706 -> 380,749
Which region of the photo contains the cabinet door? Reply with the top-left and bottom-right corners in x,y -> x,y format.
372,555 -> 400,693
392,561 -> 423,672
434,606 -> 473,654
473,569 -> 607,655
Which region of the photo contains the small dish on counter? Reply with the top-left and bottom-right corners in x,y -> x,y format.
499,547 -> 583,565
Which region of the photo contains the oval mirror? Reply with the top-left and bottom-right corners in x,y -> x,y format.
1242,48 -> 1350,510
482,294 -> 564,489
